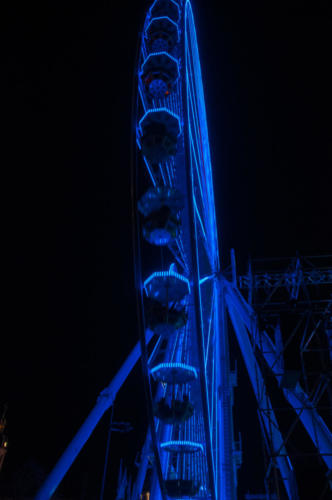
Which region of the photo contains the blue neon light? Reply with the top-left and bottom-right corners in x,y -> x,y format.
150,362 -> 198,379
184,0 -> 220,271
139,107 -> 182,136
141,51 -> 179,71
145,16 -> 179,39
160,440 -> 204,453
149,0 -> 180,20
143,157 -> 157,187
199,274 -> 215,286
143,269 -> 190,293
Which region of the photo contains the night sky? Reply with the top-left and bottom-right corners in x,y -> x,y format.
3,1 -> 332,498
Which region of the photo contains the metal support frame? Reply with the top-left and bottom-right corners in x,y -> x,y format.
237,256 -> 332,473
224,279 -> 299,500
225,251 -> 332,496
35,333 -> 154,500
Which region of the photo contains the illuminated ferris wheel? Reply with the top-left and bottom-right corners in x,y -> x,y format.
35,2 -> 332,500
132,1 -> 235,500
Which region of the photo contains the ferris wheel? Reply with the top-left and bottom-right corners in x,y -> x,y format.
132,1 -> 235,500
35,2 -> 332,500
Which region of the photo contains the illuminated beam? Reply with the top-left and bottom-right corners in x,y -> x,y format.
35,332 -> 154,500
224,279 -> 299,500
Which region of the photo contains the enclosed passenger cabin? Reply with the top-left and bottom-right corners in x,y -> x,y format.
144,267 -> 190,304
145,17 -> 179,52
154,397 -> 194,424
138,186 -> 183,246
143,266 -> 189,337
165,479 -> 201,498
141,52 -> 179,99
145,297 -> 187,336
150,0 -> 180,24
139,109 -> 181,163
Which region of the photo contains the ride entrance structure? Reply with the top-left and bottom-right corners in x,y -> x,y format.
35,1 -> 332,499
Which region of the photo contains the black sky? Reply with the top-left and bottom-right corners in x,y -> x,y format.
3,1 -> 332,498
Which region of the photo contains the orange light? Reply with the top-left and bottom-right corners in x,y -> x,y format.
140,492 -> 150,500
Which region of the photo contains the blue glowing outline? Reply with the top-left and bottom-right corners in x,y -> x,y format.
143,157 -> 157,187
150,362 -> 198,379
138,107 -> 182,137
184,3 -> 219,494
145,16 -> 180,43
143,269 -> 191,294
149,0 -> 180,21
160,440 -> 204,453
140,51 -> 179,76
138,84 -> 147,113
186,41 -> 213,267
193,194 -> 208,244
204,287 -> 216,371
199,274 -> 214,286
184,1 -> 219,271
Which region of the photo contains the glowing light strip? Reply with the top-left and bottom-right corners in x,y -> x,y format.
189,122 -> 206,206
160,440 -> 204,453
167,158 -> 176,183
143,270 -> 191,293
159,162 -> 167,185
177,235 -> 188,266
185,1 -> 219,269
213,288 -> 219,484
175,240 -> 190,273
143,157 -> 157,187
185,8 -> 212,444
199,274 -> 214,286
187,46 -> 213,259
138,107 -> 182,136
187,65 -> 205,172
186,53 -> 215,270
138,84 -> 147,113
164,161 -> 173,187
205,288 -> 216,370
149,0 -> 180,20
187,84 -> 211,234
189,131 -> 213,264
210,350 -> 215,431
187,47 -> 206,182
193,190 -> 208,384
150,362 -> 197,379
193,194 -> 208,244
168,242 -> 187,274
148,335 -> 162,365
141,51 -> 179,72
145,16 -> 179,40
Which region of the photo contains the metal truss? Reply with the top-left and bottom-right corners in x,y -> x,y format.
239,256 -> 332,292
225,254 -> 332,498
